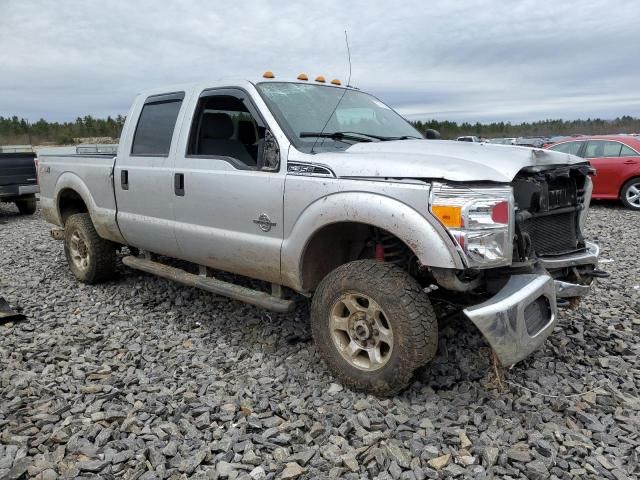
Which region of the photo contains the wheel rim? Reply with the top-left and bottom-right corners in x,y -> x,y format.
329,292 -> 393,371
69,231 -> 90,271
625,182 -> 640,207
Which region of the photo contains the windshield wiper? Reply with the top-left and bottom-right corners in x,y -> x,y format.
333,131 -> 423,141
301,131 -> 422,142
300,131 -> 374,143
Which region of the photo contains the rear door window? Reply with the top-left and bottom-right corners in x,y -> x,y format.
620,144 -> 639,157
585,140 -> 622,158
131,93 -> 184,156
550,141 -> 582,155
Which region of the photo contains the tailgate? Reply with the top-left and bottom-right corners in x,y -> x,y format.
0,152 -> 38,187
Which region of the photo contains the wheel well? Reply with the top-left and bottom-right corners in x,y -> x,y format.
620,176 -> 640,196
300,222 -> 414,291
58,189 -> 88,225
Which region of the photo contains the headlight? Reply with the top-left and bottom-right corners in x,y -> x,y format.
430,183 -> 514,268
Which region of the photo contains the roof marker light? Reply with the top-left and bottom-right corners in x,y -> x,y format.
263,71 -> 275,78
314,75 -> 326,83
330,79 -> 341,85
297,73 -> 308,81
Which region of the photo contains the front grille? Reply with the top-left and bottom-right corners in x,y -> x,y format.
518,211 -> 578,256
524,296 -> 553,336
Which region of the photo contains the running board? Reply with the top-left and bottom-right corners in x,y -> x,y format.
122,256 -> 296,313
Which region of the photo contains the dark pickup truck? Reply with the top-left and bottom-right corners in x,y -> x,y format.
0,146 -> 39,215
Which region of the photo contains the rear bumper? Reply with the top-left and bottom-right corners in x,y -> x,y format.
0,184 -> 39,198
464,274 -> 557,366
19,184 -> 39,195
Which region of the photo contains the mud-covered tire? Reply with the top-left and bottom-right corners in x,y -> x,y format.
63,213 -> 116,284
620,178 -> 640,210
311,260 -> 438,396
15,197 -> 36,215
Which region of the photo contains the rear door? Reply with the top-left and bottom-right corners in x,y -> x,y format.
114,92 -> 187,255
171,87 -> 285,284
583,140 -> 625,197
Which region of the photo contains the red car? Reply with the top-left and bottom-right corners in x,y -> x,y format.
547,135 -> 640,210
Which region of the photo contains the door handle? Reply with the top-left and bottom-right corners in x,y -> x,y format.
121,170 -> 129,190
174,173 -> 185,196
623,159 -> 637,165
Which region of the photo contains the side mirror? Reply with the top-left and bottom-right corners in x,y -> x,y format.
425,129 -> 441,140
258,129 -> 280,171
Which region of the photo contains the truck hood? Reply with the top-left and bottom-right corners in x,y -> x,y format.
313,140 -> 586,182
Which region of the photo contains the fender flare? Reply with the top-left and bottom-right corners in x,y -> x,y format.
53,172 -> 126,244
281,191 -> 464,291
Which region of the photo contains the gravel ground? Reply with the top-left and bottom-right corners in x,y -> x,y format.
0,202 -> 638,480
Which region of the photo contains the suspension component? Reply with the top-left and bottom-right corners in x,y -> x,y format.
374,229 -> 410,265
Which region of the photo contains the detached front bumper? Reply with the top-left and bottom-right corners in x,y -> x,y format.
464,274 -> 557,366
463,241 -> 600,366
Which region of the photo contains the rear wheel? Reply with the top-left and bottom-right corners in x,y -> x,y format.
15,197 -> 36,215
621,178 -> 640,210
63,213 -> 116,284
311,260 -> 438,396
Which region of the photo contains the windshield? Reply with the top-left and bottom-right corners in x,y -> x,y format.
256,82 -> 422,151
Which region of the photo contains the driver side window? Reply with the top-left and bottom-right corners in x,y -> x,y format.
187,91 -> 279,171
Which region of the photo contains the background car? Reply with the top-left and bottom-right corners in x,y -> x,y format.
547,135 -> 640,210
487,137 -> 516,145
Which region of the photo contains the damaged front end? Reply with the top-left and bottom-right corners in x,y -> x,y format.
430,163 -> 602,367
463,273 -> 556,366
511,164 -> 603,301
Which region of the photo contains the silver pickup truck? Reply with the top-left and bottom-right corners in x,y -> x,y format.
39,75 -> 601,395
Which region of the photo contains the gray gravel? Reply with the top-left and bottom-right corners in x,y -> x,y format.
0,201 -> 638,480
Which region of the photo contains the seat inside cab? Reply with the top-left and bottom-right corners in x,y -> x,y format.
189,95 -> 260,168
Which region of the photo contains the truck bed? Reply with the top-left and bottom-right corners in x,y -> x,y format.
38,153 -> 123,242
0,151 -> 38,199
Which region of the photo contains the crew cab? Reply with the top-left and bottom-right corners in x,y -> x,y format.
39,75 -> 601,395
0,145 -> 39,214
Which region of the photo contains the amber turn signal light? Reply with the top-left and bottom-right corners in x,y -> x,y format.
431,205 -> 463,228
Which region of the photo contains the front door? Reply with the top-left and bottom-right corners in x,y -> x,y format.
114,92 -> 187,256
172,88 -> 285,284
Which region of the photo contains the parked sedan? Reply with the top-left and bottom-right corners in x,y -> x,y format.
547,135 -> 640,210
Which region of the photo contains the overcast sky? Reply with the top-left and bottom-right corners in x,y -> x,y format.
1,0 -> 639,123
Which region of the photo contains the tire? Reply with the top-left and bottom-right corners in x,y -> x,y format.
15,197 -> 36,215
63,213 -> 116,284
620,178 -> 640,210
311,260 -> 438,396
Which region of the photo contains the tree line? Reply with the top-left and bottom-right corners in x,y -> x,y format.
411,116 -> 640,139
1,114 -> 640,145
0,115 -> 125,145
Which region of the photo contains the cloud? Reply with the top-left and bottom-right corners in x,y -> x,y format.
0,0 -> 638,122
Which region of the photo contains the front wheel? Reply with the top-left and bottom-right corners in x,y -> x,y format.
15,197 -> 36,215
63,213 -> 116,284
311,260 -> 438,396
621,178 -> 640,210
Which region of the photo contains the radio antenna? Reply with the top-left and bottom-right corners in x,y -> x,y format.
311,30 -> 352,154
